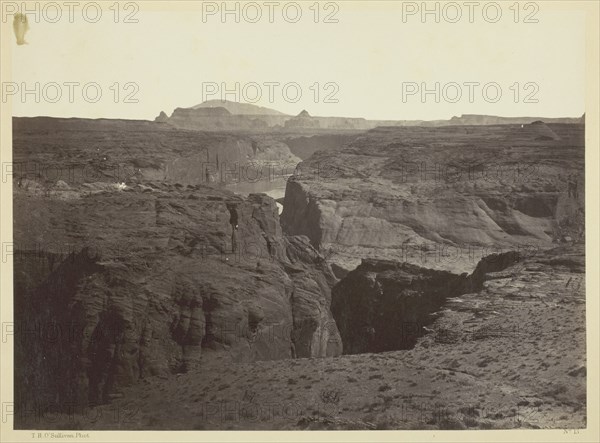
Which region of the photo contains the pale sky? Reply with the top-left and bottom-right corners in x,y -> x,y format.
7,1 -> 586,121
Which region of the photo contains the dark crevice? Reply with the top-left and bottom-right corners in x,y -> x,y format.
331,251 -> 521,354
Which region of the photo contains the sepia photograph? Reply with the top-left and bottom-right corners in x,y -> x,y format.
0,1 -> 598,441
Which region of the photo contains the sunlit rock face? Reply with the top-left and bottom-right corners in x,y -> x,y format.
282,123 -> 584,274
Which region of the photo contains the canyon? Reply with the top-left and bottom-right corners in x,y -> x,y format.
11,104 -> 586,430
281,123 -> 585,274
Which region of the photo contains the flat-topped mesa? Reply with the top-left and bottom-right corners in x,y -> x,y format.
154,101 -> 584,131
192,99 -> 289,116
173,106 -> 232,117
448,114 -> 584,125
285,110 -> 320,129
167,106 -> 270,130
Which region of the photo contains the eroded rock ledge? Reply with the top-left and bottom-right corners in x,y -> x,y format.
14,184 -> 341,412
281,123 -> 585,274
331,252 -> 520,354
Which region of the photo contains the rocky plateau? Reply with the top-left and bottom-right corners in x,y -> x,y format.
11,106 -> 586,430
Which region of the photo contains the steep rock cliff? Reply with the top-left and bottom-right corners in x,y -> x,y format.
281,123 -> 585,274
13,183 -> 342,413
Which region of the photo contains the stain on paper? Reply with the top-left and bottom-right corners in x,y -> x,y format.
13,13 -> 29,45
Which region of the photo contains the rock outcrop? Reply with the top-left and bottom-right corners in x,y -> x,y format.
281,124 -> 585,274
14,181 -> 342,415
17,245 -> 586,430
285,110 -> 321,129
12,117 -> 300,187
330,251 -> 520,354
154,111 -> 169,122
